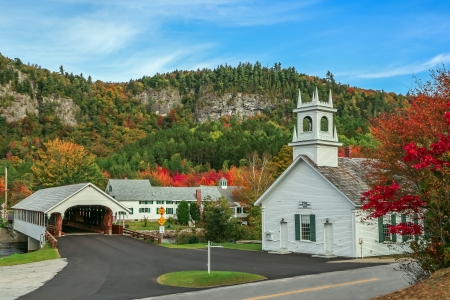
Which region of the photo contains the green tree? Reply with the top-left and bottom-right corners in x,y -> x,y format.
177,200 -> 190,225
202,197 -> 234,242
189,202 -> 200,221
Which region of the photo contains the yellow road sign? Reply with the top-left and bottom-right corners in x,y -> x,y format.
158,207 -> 166,215
158,216 -> 166,226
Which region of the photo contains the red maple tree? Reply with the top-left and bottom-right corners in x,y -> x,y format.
362,66 -> 450,272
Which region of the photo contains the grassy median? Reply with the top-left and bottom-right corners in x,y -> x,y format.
158,270 -> 265,288
159,242 -> 262,251
0,243 -> 60,267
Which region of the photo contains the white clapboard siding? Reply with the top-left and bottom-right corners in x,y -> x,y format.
355,210 -> 411,257
262,161 -> 355,257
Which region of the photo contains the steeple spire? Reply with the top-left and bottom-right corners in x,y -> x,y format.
289,86 -> 342,167
328,89 -> 333,107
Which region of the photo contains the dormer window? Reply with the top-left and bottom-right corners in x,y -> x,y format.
219,177 -> 228,189
303,117 -> 312,132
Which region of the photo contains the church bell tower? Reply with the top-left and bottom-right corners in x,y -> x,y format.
288,87 -> 342,167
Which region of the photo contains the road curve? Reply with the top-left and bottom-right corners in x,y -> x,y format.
18,235 -> 388,300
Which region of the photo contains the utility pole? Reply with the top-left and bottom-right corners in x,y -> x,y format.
4,167 -> 7,222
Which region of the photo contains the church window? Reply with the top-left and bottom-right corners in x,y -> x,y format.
295,214 -> 316,241
320,117 -> 329,132
303,117 -> 313,132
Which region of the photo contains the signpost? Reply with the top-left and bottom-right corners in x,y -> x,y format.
158,206 -> 166,243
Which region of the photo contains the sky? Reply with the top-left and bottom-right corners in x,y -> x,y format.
1,0 -> 449,94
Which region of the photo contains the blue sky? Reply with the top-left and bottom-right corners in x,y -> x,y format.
1,0 -> 449,94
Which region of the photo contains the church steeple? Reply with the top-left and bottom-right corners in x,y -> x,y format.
289,88 -> 342,167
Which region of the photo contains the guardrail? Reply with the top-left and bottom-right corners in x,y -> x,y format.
123,228 -> 161,244
45,230 -> 58,248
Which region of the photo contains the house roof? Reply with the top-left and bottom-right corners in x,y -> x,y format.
301,156 -> 369,206
12,183 -> 87,212
107,179 -> 239,205
216,186 -> 239,207
107,179 -> 153,201
254,155 -> 369,207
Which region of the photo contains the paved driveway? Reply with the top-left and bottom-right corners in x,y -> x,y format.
19,235 -> 387,300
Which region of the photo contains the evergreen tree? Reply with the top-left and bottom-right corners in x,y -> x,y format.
177,200 -> 190,225
189,202 -> 200,221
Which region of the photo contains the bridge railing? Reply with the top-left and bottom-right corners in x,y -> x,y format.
45,230 -> 58,248
123,228 -> 161,244
46,224 -> 62,237
63,220 -> 111,234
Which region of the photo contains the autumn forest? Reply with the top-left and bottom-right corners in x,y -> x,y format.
0,53 -> 409,206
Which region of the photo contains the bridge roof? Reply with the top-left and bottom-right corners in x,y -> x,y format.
12,183 -> 131,214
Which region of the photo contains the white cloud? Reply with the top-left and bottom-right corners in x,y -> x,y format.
359,54 -> 450,79
60,0 -> 315,26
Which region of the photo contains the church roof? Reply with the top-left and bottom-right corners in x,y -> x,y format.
301,156 -> 369,206
254,155 -> 370,207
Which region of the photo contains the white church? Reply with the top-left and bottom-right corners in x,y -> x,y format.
255,88 -> 413,258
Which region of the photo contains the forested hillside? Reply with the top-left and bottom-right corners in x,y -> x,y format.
0,53 -> 409,203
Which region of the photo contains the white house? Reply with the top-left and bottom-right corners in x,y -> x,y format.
254,88 -> 414,258
106,177 -> 246,221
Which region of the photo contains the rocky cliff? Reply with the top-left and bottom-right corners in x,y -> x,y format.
137,88 -> 282,122
0,72 -> 79,126
1,77 -> 284,125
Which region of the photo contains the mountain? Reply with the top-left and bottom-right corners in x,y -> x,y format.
0,54 -> 408,178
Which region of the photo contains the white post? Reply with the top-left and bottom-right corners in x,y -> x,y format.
208,240 -> 210,274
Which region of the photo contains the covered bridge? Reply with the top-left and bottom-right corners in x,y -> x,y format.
12,183 -> 131,251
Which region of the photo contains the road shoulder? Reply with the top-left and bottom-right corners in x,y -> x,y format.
0,258 -> 68,300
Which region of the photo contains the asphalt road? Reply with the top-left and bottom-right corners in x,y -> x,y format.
19,235 -> 389,300
143,264 -> 409,300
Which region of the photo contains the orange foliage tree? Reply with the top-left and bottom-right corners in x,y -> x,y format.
31,139 -> 105,189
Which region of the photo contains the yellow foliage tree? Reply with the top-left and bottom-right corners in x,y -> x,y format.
31,139 -> 105,189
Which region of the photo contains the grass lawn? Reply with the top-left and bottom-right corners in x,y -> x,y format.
160,242 -> 262,251
158,270 -> 266,288
125,220 -> 188,231
0,243 -> 60,267
373,267 -> 450,300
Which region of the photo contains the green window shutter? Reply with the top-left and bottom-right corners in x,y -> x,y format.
130,208 -> 133,215
378,217 -> 384,243
401,214 -> 407,242
310,215 -> 316,242
414,214 -> 419,241
391,214 -> 397,242
139,201 -> 141,204
294,214 -> 300,240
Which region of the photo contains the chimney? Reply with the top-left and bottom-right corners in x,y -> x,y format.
344,146 -> 352,158
196,189 -> 202,215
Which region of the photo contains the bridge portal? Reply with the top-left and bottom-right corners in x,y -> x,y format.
12,183 -> 131,248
